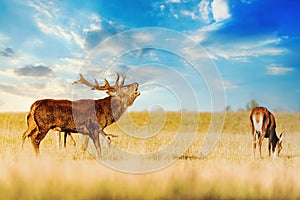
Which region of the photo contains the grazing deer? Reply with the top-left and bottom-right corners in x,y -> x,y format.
24,112 -> 76,148
25,113 -> 113,149
54,128 -> 116,149
53,127 -> 76,148
250,107 -> 284,159
21,73 -> 140,157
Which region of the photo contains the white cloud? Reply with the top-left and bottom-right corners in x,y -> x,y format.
54,57 -> 84,73
70,31 -> 86,50
181,45 -> 211,60
160,5 -> 165,12
223,80 -> 239,90
205,35 -> 287,60
181,10 -> 197,20
132,32 -> 154,42
90,13 -> 102,23
34,11 -> 73,42
0,75 -> 73,101
59,57 -> 84,66
187,0 -> 232,44
188,22 -> 224,43
213,79 -> 238,91
0,69 -> 21,80
0,33 -> 10,43
266,64 -> 294,76
28,1 -> 55,19
166,0 -> 181,3
28,1 -> 65,41
211,0 -> 231,22
207,45 -> 286,60
198,0 -> 211,23
88,23 -> 102,32
29,1 -> 103,51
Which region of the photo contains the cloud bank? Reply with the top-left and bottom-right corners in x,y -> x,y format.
14,65 -> 53,77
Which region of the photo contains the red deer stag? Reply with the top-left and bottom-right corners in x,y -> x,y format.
250,107 -> 284,159
21,73 -> 140,157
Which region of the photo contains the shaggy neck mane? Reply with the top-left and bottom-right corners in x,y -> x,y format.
96,95 -> 129,124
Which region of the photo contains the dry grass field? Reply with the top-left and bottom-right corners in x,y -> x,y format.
0,111 -> 300,199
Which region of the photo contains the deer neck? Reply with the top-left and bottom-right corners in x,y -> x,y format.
109,95 -> 129,122
271,132 -> 279,146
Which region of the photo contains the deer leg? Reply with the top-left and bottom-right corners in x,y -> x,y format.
68,133 -> 76,146
90,130 -> 101,158
252,134 -> 256,158
56,130 -> 62,149
81,134 -> 89,152
21,113 -> 38,148
258,136 -> 264,159
21,126 -> 37,148
30,129 -> 48,156
29,132 -> 41,156
268,139 -> 272,157
30,136 -> 40,156
271,144 -> 276,158
64,132 -> 68,148
101,130 -> 112,147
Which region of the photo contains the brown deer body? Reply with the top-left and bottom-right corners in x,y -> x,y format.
21,73 -> 140,157
250,107 -> 284,158
25,112 -> 76,149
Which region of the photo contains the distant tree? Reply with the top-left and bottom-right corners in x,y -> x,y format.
225,105 -> 231,112
246,100 -> 259,111
237,108 -> 245,112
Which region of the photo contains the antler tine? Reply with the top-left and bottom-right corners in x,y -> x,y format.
73,73 -> 113,91
72,74 -> 95,88
120,73 -> 126,87
93,78 -> 113,90
93,78 -> 100,90
113,72 -> 120,88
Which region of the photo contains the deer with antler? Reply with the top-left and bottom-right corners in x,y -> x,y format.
250,107 -> 284,159
21,73 -> 140,157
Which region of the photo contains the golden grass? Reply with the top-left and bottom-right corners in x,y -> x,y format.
0,111 -> 300,199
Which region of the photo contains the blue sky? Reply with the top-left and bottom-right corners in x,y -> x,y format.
0,0 -> 299,112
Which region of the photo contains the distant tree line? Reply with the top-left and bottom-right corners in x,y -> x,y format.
226,99 -> 259,112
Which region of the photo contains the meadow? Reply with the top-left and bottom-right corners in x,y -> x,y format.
0,111 -> 300,199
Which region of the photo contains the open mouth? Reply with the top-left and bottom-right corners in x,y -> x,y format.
133,83 -> 140,96
135,88 -> 140,96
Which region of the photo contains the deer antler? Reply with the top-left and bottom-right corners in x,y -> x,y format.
72,74 -> 114,90
119,73 -> 126,87
110,72 -> 126,89
112,72 -> 120,89
72,72 -> 125,91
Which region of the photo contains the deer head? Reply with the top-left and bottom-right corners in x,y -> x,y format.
105,73 -> 140,105
73,72 -> 140,103
275,132 -> 284,156
73,72 -> 140,120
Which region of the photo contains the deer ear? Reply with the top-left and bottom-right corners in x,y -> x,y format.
279,132 -> 284,142
106,90 -> 116,96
